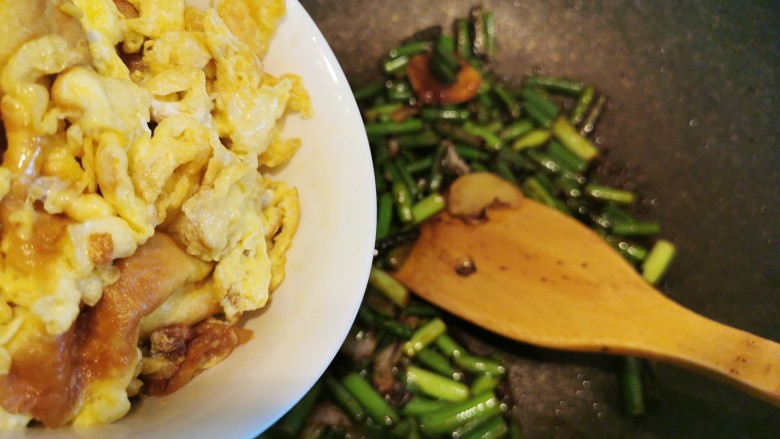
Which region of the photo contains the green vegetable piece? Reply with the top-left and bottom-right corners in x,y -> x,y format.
376,192 -> 393,239
453,354 -> 506,376
405,365 -> 470,402
642,239 -> 676,285
324,376 -> 366,422
416,347 -> 458,378
460,414 -> 508,439
411,193 -> 446,225
365,118 -> 424,138
585,183 -> 636,204
418,391 -> 502,436
551,117 -> 598,161
404,318 -> 447,357
470,374 -> 501,394
272,381 -> 322,438
512,129 -> 551,150
435,333 -> 466,359
402,396 -> 450,416
620,356 -> 646,417
368,266 -> 410,308
570,84 -> 596,124
342,372 -> 401,427
524,75 -> 584,95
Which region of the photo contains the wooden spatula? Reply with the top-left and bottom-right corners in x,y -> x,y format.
394,198 -> 780,405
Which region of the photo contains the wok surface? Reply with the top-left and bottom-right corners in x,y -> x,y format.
298,0 -> 779,437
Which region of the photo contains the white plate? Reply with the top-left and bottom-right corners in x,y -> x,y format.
19,1 -> 374,437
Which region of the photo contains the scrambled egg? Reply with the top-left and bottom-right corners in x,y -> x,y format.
0,0 -> 307,428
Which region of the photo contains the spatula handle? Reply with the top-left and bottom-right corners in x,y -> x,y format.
637,297 -> 780,406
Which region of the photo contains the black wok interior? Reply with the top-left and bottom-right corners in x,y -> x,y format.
299,1 -> 779,437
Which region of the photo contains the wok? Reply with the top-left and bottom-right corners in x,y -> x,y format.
298,0 -> 779,437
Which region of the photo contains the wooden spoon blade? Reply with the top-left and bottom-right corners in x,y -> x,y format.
394,200 -> 780,406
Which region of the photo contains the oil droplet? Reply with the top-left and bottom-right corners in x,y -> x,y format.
689,118 -> 699,127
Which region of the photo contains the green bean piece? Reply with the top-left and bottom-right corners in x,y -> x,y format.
434,36 -> 460,70
342,372 -> 401,427
416,347 -> 459,378
404,302 -> 440,318
490,85 -> 520,119
383,55 -> 410,75
460,414 -> 508,439
407,419 -> 422,439
524,75 -> 585,95
525,148 -> 561,174
606,236 -> 649,264
429,145 -> 447,192
405,157 -> 434,174
429,55 -> 458,85
620,356 -> 646,417
374,165 -> 388,194
377,314 -> 414,339
397,130 -> 441,149
369,266 -> 410,308
463,122 -> 503,151
389,40 -> 432,58
585,183 -> 636,204
554,174 -> 583,199
498,147 -> 535,172
388,80 -> 414,102
455,144 -> 492,161
519,88 -> 560,120
376,192 -> 393,239
546,140 -> 587,173
642,239 -> 676,285
611,221 -> 661,236
411,193 -> 446,225
404,318 -> 447,357
363,103 -> 403,123
453,354 -> 506,376
405,366 -> 470,402
435,333 -> 467,359
581,94 -> 608,136
434,122 -> 484,147
570,84 -> 596,125
395,158 -> 422,199
366,118 -> 424,138
402,396 -> 450,416
522,176 -> 557,208
470,374 -> 501,394
551,117 -> 599,161
273,381 -> 322,438
493,160 -> 519,185
483,11 -> 497,60
353,81 -> 385,102
455,18 -> 472,59
499,119 -> 534,143
511,129 -> 551,151
420,107 -> 471,122
391,181 -> 414,223
522,102 -> 555,128
429,36 -> 461,85
470,162 -> 489,172
418,391 -> 502,436
324,376 -> 366,422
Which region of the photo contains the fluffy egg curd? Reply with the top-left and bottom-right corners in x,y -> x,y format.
0,0 -> 309,429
